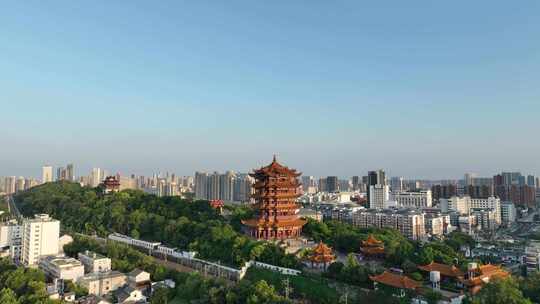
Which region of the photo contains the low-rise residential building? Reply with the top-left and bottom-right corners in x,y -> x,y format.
0,220 -> 22,262
77,295 -> 111,304
500,201 -> 517,227
79,271 -> 127,296
525,244 -> 540,274
78,250 -> 112,273
352,208 -> 426,240
471,208 -> 499,230
424,213 -> 452,237
39,256 -> 85,282
128,268 -> 151,294
115,285 -> 146,303
440,196 -> 502,232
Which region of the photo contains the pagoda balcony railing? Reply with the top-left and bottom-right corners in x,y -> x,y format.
253,192 -> 299,199
254,180 -> 300,187
255,203 -> 300,209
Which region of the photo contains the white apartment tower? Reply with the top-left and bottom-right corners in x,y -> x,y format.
42,166 -> 53,184
91,168 -> 102,187
194,172 -> 209,200
369,184 -> 389,209
21,214 -> 60,266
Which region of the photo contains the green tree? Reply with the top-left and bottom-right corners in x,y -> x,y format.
151,287 -> 170,304
424,289 -> 443,304
470,278 -> 532,304
0,288 -> 19,304
246,280 -> 288,304
325,262 -> 344,279
520,272 -> 540,303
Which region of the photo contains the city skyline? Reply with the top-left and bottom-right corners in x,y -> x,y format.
2,1 -> 540,178
1,161 -> 538,182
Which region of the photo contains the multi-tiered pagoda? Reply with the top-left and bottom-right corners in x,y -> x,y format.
242,156 -> 306,240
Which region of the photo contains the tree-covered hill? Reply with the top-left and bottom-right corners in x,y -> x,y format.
14,181 -> 298,268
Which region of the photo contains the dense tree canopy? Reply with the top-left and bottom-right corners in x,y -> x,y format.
468,278 -> 532,304
16,182 -> 298,268
303,218 -> 470,270
0,258 -> 58,304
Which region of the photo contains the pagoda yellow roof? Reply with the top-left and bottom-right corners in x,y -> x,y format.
308,242 -> 335,263
362,234 -> 383,246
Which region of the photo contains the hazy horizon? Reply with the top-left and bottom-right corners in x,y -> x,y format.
2,1 -> 539,179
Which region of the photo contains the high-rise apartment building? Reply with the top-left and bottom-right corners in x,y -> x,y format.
318,177 -> 327,192
219,171 -> 235,202
390,177 -> 404,192
369,184 -> 389,209
367,170 -> 386,207
431,184 -> 457,202
42,166 -> 53,184
326,176 -> 339,193
21,214 -> 60,266
527,175 -> 536,187
302,176 -> 316,193
15,177 -> 25,193
66,164 -> 74,181
207,172 -> 220,200
465,185 -> 493,199
339,179 -> 351,192
494,172 -> 536,207
195,171 -> 253,202
91,168 -> 102,187
464,173 -> 477,186
351,176 -> 360,191
195,172 -> 209,200
56,167 -> 67,181
4,176 -> 16,194
233,174 -> 254,202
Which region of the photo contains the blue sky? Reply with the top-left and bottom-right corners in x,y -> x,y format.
1,1 -> 539,179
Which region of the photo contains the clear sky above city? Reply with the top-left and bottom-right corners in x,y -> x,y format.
1,1 -> 540,179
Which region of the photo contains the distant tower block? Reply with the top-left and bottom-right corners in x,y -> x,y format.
242,156 -> 306,240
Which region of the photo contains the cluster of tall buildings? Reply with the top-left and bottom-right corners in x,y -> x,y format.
41,165 -> 195,197
306,169 -> 539,240
301,176 -> 352,194
194,171 -> 254,202
0,176 -> 40,195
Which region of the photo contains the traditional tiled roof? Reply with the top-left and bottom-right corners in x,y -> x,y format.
309,242 -> 335,264
360,235 -> 385,255
461,264 -> 510,292
362,235 -> 383,246
360,246 -> 386,255
250,156 -> 301,177
370,271 -> 421,290
103,176 -> 120,187
418,262 -> 464,278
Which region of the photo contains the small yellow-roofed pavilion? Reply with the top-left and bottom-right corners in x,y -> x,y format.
308,242 -> 335,270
